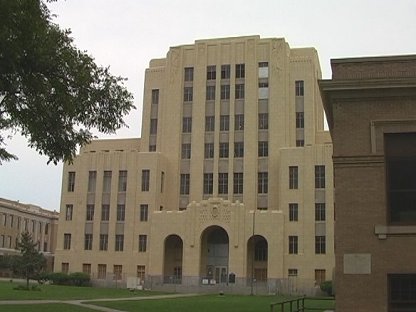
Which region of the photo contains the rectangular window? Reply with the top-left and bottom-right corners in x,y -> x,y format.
295,80 -> 304,96
183,87 -> 193,102
315,269 -> 326,286
150,118 -> 158,134
204,143 -> 214,159
184,67 -> 194,81
221,85 -> 230,100
207,65 -> 216,80
235,64 -> 245,78
67,172 -> 75,192
99,234 -> 108,251
289,236 -> 298,254
140,204 -> 148,222
113,265 -> 122,280
117,204 -> 125,221
218,173 -> 228,194
63,233 -> 71,250
139,235 -> 147,252
86,204 -> 94,221
141,169 -> 150,192
61,262 -> 69,273
288,269 -> 298,277
84,234 -> 93,250
65,204 -> 73,221
101,205 -> 110,221
118,170 -> 128,192
220,115 -> 229,131
206,85 -> 215,100
258,141 -> 268,157
203,173 -> 213,195
149,144 -> 156,152
233,172 -> 243,194
88,171 -> 97,193
259,61 -> 268,67
289,203 -> 298,221
258,172 -> 268,194
82,263 -> 91,275
181,143 -> 191,159
315,236 -> 326,254
137,265 -> 146,281
151,89 -> 159,105
315,203 -> 326,221
221,65 -> 230,79
389,274 -> 416,311
97,264 -> 107,279
182,117 -> 192,133
234,142 -> 244,158
161,171 -> 165,193
115,234 -> 124,252
289,166 -> 299,189
180,174 -> 190,195
103,171 -> 112,193
235,114 -> 244,130
205,116 -> 215,132
259,113 -> 268,130
235,84 -> 245,99
296,140 -> 305,147
219,143 -> 229,158
296,112 -> 304,128
315,165 -> 325,188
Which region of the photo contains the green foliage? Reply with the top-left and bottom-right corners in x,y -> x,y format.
13,284 -> 41,291
47,272 -> 91,286
320,280 -> 333,296
69,272 -> 91,286
0,0 -> 134,164
47,272 -> 70,285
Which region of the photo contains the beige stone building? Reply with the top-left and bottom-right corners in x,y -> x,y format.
54,36 -> 334,294
0,198 -> 59,275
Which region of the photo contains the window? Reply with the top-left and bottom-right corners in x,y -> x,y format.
139,235 -> 147,252
117,204 -> 125,221
289,236 -> 298,254
203,173 -> 213,195
207,65 -> 216,80
82,263 -> 91,275
118,170 -> 128,192
103,171 -> 112,193
288,269 -> 298,277
67,172 -> 75,192
221,65 -> 230,79
101,205 -> 110,221
385,133 -> 416,224
315,269 -> 326,286
258,172 -> 268,194
149,144 -> 156,152
86,204 -> 94,221
315,236 -> 326,254
61,262 -> 69,273
220,85 -> 230,100
289,203 -> 298,221
205,116 -> 215,132
183,87 -> 193,102
151,89 -> 159,105
295,80 -> 304,96
115,235 -> 124,251
113,265 -> 122,280
389,274 -> 416,311
315,203 -> 326,221
218,173 -> 228,194
235,84 -> 245,99
97,264 -> 107,279
182,117 -> 192,133
258,141 -> 268,157
137,265 -> 146,282
259,113 -> 268,129
235,64 -> 245,78
296,140 -> 304,147
254,240 -> 268,261
99,234 -> 108,251
88,171 -> 97,192
141,169 -> 150,192
259,61 -> 268,67
296,112 -> 304,128
315,165 -> 325,188
181,143 -> 191,159
150,118 -> 158,134
258,81 -> 269,88
180,174 -> 190,195
235,114 -> 244,130
63,233 -> 71,250
84,234 -> 93,250
220,115 -> 229,131
184,67 -> 194,81
234,142 -> 244,158
206,85 -> 215,100
289,166 -> 298,189
65,204 -> 73,221
204,143 -> 214,159
219,143 -> 229,158
140,204 -> 149,221
233,172 -> 243,194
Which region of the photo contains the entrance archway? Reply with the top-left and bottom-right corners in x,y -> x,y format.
247,235 -> 268,284
200,226 -> 229,284
163,234 -> 183,284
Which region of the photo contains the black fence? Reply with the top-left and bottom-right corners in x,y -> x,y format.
270,296 -> 334,312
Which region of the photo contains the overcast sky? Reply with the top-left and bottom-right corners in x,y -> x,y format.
1,0 -> 416,211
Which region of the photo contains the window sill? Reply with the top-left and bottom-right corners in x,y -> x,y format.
374,225 -> 416,239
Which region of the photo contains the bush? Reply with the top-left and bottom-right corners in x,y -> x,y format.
47,272 -> 70,285
320,280 -> 333,296
69,272 -> 91,287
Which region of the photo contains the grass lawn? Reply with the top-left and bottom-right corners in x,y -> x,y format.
0,303 -> 97,312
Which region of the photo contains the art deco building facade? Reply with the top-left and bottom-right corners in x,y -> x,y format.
54,36 -> 334,294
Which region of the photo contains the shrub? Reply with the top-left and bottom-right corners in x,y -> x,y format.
320,280 -> 333,296
47,272 -> 70,285
69,272 -> 91,287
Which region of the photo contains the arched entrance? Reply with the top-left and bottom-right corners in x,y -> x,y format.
200,226 -> 229,284
247,235 -> 268,284
163,234 -> 183,284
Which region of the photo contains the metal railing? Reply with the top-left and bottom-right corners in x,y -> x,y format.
270,296 -> 334,312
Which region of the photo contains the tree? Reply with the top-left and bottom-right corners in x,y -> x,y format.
0,0 -> 134,164
12,232 -> 46,289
